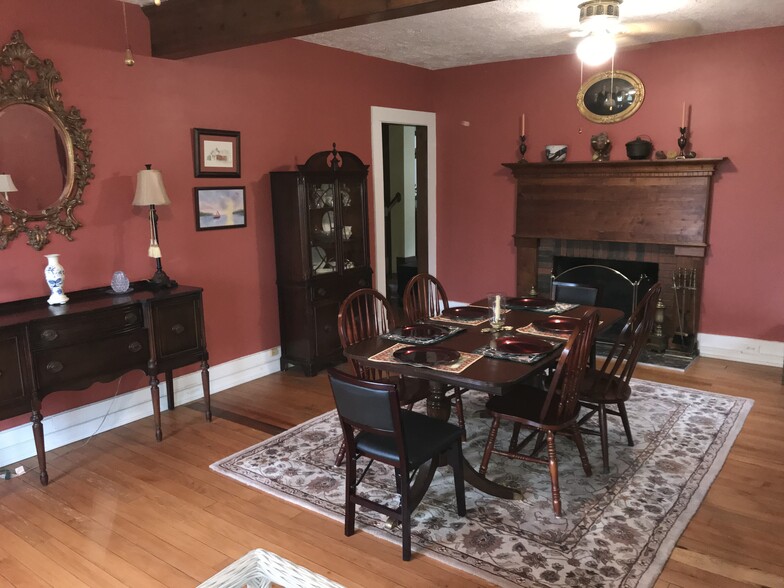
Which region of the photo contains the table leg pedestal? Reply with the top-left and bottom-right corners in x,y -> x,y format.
425,381 -> 522,500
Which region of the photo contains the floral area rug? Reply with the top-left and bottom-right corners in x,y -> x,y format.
211,380 -> 752,588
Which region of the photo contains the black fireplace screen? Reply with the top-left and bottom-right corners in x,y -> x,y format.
552,256 -> 658,340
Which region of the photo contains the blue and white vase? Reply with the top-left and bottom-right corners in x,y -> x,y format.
44,254 -> 69,305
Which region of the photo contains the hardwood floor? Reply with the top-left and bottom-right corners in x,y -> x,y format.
1,357 -> 782,587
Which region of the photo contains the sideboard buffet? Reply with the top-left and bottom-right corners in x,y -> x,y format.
0,283 -> 211,485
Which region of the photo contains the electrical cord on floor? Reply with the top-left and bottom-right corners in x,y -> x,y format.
79,375 -> 125,447
2,377 -> 127,480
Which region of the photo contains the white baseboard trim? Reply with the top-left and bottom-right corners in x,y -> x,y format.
0,347 -> 282,469
698,333 -> 784,367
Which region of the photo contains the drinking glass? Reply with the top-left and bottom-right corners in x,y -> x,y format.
487,293 -> 506,330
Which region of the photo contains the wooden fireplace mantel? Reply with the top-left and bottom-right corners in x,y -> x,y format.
503,157 -> 726,303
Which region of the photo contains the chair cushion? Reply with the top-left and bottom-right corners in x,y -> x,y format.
485,386 -> 570,428
579,370 -> 632,403
356,410 -> 462,469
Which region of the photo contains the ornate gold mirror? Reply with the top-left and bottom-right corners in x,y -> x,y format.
0,30 -> 93,250
577,70 -> 645,124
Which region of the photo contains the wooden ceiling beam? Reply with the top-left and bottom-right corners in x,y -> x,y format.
144,0 -> 495,59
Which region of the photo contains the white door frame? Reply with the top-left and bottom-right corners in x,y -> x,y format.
370,106 -> 437,296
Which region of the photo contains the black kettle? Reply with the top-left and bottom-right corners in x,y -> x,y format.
625,136 -> 653,160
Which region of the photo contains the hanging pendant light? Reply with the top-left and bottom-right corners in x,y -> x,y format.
122,2 -> 135,67
576,31 -> 616,66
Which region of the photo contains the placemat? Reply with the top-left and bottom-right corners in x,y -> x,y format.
368,343 -> 482,373
507,301 -> 579,313
474,344 -> 558,364
381,324 -> 464,346
516,323 -> 573,341
430,306 -> 511,327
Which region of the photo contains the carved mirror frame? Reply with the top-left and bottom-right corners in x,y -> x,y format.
576,70 -> 645,124
0,30 -> 93,250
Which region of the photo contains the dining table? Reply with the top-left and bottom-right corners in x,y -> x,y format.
342,298 -> 624,501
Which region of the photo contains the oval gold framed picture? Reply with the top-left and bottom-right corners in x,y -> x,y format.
577,70 -> 645,124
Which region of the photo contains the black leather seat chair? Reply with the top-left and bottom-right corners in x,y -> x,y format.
328,368 -> 466,561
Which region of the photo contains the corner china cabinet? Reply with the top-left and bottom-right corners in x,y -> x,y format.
270,144 -> 372,376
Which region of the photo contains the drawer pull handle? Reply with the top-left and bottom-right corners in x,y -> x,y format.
128,341 -> 143,353
124,312 -> 138,325
317,288 -> 327,297
323,324 -> 332,333
171,324 -> 186,335
358,279 -> 368,287
46,361 -> 63,374
41,329 -> 58,342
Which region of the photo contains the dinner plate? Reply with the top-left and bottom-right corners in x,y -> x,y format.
393,346 -> 460,366
441,306 -> 487,320
507,296 -> 555,308
494,335 -> 553,355
322,211 -> 335,234
400,324 -> 448,338
311,246 -> 326,269
532,316 -> 580,333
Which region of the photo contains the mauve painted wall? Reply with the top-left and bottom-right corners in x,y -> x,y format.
1,0 -> 434,429
1,1 -> 782,432
431,27 -> 784,343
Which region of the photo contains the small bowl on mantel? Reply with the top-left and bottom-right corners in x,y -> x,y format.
545,145 -> 568,162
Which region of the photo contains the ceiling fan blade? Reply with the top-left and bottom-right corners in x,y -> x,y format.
620,19 -> 702,38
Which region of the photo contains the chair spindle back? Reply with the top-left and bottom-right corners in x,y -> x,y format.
402,273 -> 449,324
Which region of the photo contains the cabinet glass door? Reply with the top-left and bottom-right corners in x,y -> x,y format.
307,179 -> 338,277
337,177 -> 367,271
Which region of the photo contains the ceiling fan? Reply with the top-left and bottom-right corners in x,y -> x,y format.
570,0 -> 701,66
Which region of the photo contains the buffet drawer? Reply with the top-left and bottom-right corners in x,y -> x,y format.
29,305 -> 143,350
150,294 -> 203,359
33,330 -> 149,391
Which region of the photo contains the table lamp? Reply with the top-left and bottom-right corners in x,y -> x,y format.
0,173 -> 18,201
133,164 -> 177,288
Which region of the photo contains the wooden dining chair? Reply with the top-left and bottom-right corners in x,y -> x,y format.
336,288 -> 430,465
402,272 -> 449,323
402,273 -> 467,437
479,310 -> 599,517
577,282 -> 662,473
328,368 -> 466,561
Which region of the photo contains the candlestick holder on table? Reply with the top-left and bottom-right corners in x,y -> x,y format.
518,135 -> 527,162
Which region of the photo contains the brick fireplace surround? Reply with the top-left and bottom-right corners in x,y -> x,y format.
504,159 -> 725,344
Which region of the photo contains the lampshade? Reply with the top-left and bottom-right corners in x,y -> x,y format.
132,167 -> 170,206
576,32 -> 617,66
0,173 -> 18,193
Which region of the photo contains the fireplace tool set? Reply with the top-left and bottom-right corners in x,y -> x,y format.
672,268 -> 697,353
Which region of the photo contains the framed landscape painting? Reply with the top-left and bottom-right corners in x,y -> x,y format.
192,128 -> 241,177
194,187 -> 247,231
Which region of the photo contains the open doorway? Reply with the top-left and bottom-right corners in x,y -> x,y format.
370,107 -> 436,305
382,123 -> 428,305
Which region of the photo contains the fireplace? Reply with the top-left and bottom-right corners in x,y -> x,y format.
504,158 -> 725,353
550,254 -> 657,341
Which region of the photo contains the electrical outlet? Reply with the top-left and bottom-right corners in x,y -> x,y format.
270,346 -> 280,357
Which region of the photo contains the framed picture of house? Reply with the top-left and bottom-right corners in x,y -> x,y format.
194,187 -> 247,231
192,128 -> 241,177
577,70 -> 645,124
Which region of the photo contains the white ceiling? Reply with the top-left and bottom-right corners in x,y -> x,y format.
299,0 -> 784,70
126,0 -> 784,70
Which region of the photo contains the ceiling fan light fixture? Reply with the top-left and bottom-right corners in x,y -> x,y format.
576,32 -> 616,66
